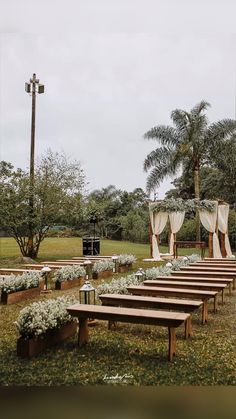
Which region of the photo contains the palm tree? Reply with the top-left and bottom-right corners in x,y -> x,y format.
143,100 -> 236,240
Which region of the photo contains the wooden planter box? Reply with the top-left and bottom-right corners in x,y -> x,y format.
55,277 -> 84,290
17,321 -> 77,358
92,270 -> 113,280
0,287 -> 41,305
118,264 -> 132,273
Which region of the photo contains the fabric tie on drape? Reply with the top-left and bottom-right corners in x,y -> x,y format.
199,202 -> 222,258
169,211 -> 185,255
218,204 -> 233,257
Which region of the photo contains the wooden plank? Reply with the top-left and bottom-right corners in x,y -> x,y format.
67,304 -> 190,361
187,264 -> 236,273
127,285 -> 218,323
0,268 -> 36,275
203,258 -> 236,263
144,280 -> 226,305
173,270 -> 236,290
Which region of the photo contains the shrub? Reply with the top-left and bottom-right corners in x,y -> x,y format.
15,295 -> 78,339
0,271 -> 41,294
117,254 -> 136,266
53,265 -> 86,283
92,260 -> 114,274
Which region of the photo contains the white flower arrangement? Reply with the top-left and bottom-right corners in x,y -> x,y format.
117,254 -> 136,266
97,254 -> 200,294
0,271 -> 41,294
53,265 -> 86,283
97,273 -> 142,296
150,198 -> 215,213
92,260 -> 115,274
15,295 -> 78,339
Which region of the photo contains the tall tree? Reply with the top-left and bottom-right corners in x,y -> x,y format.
0,151 -> 85,258
143,101 -> 236,239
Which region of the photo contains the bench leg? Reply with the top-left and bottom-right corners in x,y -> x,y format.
229,283 -> 232,296
108,320 -> 117,330
221,289 -> 224,305
185,316 -> 192,338
233,278 -> 235,290
214,295 -> 218,313
168,327 -> 176,361
78,318 -> 89,347
202,300 -> 208,324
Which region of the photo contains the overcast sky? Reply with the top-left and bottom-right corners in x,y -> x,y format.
0,0 -> 236,198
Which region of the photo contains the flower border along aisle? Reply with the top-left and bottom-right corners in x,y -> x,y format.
53,265 -> 86,290
0,272 -> 41,305
16,296 -> 78,358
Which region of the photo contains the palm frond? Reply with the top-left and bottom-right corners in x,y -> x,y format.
143,146 -> 174,172
144,125 -> 177,146
191,100 -> 211,116
207,119 -> 236,142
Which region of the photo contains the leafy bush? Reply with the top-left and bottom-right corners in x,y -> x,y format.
53,265 -> 86,283
97,254 -> 200,294
92,260 -> 114,274
97,273 -> 143,296
15,295 -> 78,339
0,272 -> 41,294
117,254 -> 136,266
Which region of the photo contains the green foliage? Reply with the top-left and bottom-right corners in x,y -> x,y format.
144,100 -> 236,196
150,198 -> 215,213
0,151 -> 85,258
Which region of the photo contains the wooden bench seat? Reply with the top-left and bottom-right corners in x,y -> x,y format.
189,264 -> 236,273
41,261 -> 84,266
144,280 -> 227,305
23,264 -> 61,270
203,258 -> 236,264
167,275 -> 233,295
66,303 -> 190,361
174,269 -> 236,289
195,262 -> 236,269
127,285 -> 218,324
99,293 -> 203,337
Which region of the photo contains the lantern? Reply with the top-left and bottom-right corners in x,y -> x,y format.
79,281 -> 96,305
135,268 -> 144,283
83,260 -> 92,280
112,255 -> 118,273
41,266 -> 52,291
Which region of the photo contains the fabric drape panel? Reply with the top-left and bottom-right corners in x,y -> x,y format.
149,210 -> 160,260
169,211 -> 185,255
218,204 -> 233,257
149,210 -> 169,260
199,203 -> 222,258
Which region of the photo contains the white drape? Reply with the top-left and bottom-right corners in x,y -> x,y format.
199,202 -> 222,258
218,204 -> 233,257
149,209 -> 168,260
149,209 -> 159,260
169,211 -> 185,255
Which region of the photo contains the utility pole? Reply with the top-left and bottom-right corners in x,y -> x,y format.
25,73 -> 44,258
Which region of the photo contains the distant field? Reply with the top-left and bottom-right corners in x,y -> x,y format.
0,237 -> 205,262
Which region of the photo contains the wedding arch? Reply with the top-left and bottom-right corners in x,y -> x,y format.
149,198 -> 233,260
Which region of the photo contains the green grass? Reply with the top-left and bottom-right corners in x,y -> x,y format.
0,237 -> 205,263
0,237 -> 235,386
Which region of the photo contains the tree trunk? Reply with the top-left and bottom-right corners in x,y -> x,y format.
194,162 -> 201,242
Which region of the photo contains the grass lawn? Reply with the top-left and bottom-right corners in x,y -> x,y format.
0,237 -> 235,385
0,237 -> 206,264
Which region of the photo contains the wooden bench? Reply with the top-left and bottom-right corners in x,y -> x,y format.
175,268 -> 236,289
127,285 -> 218,324
188,264 -> 236,273
23,264 -> 71,270
168,275 -> 233,295
99,293 -> 203,337
144,280 -> 227,305
66,303 -> 190,361
203,258 -> 236,264
195,261 -> 236,269
41,261 -> 84,266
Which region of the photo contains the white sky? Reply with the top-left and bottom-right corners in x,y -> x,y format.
0,0 -> 236,198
